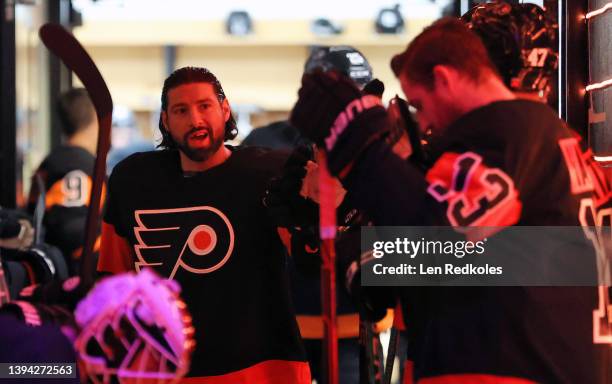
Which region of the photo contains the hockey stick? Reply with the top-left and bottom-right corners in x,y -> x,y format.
388,96 -> 426,166
383,326 -> 399,384
33,174 -> 45,246
317,150 -> 339,384
39,23 -> 113,291
362,320 -> 381,383
0,257 -> 9,305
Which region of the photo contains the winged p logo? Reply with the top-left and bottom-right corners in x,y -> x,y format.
133,206 -> 235,279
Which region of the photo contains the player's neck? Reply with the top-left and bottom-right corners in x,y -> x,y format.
67,123 -> 98,155
463,77 -> 516,113
179,145 -> 232,172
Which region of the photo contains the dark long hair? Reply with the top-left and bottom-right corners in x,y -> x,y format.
158,67 -> 238,149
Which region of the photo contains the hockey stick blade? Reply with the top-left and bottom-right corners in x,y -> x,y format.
39,23 -> 113,290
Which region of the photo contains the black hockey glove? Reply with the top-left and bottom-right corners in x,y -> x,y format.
290,71 -> 393,177
0,210 -> 34,250
1,247 -> 56,285
264,144 -> 319,228
362,78 -> 385,98
18,275 -> 89,312
0,299 -> 78,329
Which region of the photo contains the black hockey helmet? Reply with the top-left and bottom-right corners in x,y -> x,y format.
304,45 -> 373,88
461,1 -> 558,94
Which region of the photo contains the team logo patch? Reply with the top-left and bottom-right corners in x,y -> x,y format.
133,206 -> 235,279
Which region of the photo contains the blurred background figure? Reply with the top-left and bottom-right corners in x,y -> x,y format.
243,45 -> 374,150
461,1 -> 558,103
27,88 -> 99,276
106,105 -> 155,175
257,45 -> 395,384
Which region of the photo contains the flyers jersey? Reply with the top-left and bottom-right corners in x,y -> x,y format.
346,100 -> 611,383
98,146 -> 310,382
28,145 -> 99,274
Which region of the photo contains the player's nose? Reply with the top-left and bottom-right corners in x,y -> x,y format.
188,106 -> 205,126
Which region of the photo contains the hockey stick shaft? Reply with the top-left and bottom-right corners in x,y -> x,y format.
317,151 -> 339,384
383,327 -> 399,384
39,23 -> 112,290
0,257 -> 10,305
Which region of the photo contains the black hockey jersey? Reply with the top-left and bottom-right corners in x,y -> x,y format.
28,145 -> 100,275
346,100 -> 611,383
98,146 -> 310,383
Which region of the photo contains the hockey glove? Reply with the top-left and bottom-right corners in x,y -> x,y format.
264,144 -> 319,228
362,78 -> 385,98
18,275 -> 89,312
290,71 -> 393,177
0,213 -> 34,251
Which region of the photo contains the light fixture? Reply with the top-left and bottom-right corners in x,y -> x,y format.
375,4 -> 405,34
226,10 -> 253,36
311,18 -> 344,36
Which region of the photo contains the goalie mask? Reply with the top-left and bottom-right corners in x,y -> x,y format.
74,269 -> 195,384
461,1 -> 558,94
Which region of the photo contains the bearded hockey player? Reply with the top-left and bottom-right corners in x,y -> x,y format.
290,15 -> 611,384
98,67 -> 310,382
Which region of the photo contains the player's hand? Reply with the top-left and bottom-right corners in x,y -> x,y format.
0,219 -> 34,250
290,71 -> 392,177
300,157 -> 347,208
264,144 -> 319,228
362,78 -> 385,98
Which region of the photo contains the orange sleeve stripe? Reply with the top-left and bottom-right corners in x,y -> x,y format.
393,301 -> 406,330
297,313 -> 360,339
374,309 -> 395,333
296,310 -> 394,339
178,360 -> 311,384
45,180 -> 72,208
98,221 -> 134,273
71,235 -> 101,260
45,176 -> 106,211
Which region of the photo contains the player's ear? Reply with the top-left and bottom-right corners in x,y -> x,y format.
432,65 -> 453,91
221,99 -> 230,123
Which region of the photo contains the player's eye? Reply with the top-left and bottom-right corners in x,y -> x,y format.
173,107 -> 187,115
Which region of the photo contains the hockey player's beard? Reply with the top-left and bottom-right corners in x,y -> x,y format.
177,126 -> 224,162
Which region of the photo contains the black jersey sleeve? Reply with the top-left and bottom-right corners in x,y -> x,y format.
344,140 -> 439,226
